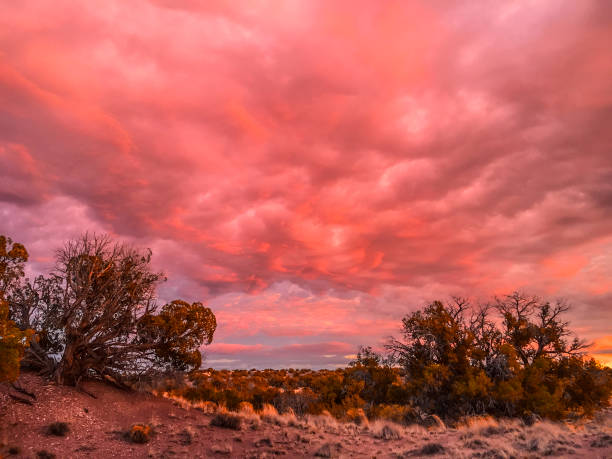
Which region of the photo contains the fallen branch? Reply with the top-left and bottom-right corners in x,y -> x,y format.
77,385 -> 98,399
10,383 -> 36,399
8,393 -> 34,405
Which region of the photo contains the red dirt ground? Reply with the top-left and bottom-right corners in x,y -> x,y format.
1,372 -> 611,458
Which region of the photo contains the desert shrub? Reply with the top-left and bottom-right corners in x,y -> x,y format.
387,293 -> 612,419
47,422 -> 70,437
417,443 -> 445,455
165,295 -> 610,423
127,424 -> 152,443
8,446 -> 21,455
210,412 -> 242,430
36,451 -> 56,459
5,233 -> 217,386
314,442 -> 342,457
372,422 -> 402,440
238,401 -> 255,413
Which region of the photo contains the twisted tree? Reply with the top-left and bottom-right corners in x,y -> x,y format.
6,233 -> 217,387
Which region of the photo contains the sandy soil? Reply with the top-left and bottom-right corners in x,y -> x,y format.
1,372 -> 611,458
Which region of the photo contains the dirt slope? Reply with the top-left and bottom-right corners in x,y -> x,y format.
1,372 -> 611,458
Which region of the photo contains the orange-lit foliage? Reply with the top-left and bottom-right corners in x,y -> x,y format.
0,235 -> 28,293
0,293 -> 33,382
0,235 -> 33,382
169,294 -> 612,422
170,366 -> 410,421
138,300 -> 217,371
388,294 -> 612,419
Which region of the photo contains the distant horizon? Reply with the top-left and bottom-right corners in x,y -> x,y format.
1,1 -> 611,369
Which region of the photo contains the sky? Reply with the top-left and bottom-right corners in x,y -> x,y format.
1,0 -> 611,369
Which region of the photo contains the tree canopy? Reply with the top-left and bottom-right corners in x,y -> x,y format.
2,233 -> 217,386
387,294 -> 612,418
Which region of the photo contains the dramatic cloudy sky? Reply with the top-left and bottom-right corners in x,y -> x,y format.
1,0 -> 611,368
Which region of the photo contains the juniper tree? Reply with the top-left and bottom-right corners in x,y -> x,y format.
6,233 -> 217,386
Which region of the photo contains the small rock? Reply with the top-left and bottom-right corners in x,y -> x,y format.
255,437 -> 273,447
211,444 -> 233,455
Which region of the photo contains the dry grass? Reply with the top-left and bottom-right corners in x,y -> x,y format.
259,403 -> 300,427
370,420 -> 403,440
451,415 -> 594,458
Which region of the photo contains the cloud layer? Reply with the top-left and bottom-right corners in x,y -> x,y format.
1,0 -> 611,368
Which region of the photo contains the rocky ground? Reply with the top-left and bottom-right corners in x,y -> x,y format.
1,372 -> 611,458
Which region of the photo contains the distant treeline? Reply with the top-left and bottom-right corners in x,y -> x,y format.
170,294 -> 612,421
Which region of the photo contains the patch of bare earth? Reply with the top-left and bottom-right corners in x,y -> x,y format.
2,372 -> 611,458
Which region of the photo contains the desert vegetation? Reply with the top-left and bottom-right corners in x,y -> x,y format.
0,233 -> 217,387
160,294 -> 611,424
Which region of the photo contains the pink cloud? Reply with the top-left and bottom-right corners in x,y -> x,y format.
1,0 -> 612,368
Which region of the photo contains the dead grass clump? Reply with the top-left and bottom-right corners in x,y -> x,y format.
260,403 -> 280,423
211,412 -> 242,430
415,442 -> 445,455
420,414 -> 445,430
259,403 -> 300,427
314,442 -> 342,458
127,424 -> 152,443
464,438 -> 488,449
591,433 -> 612,448
305,412 -> 340,434
459,416 -> 520,438
195,400 -> 217,413
506,421 -> 574,455
371,421 -> 402,440
47,422 -> 70,437
238,401 -> 255,413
